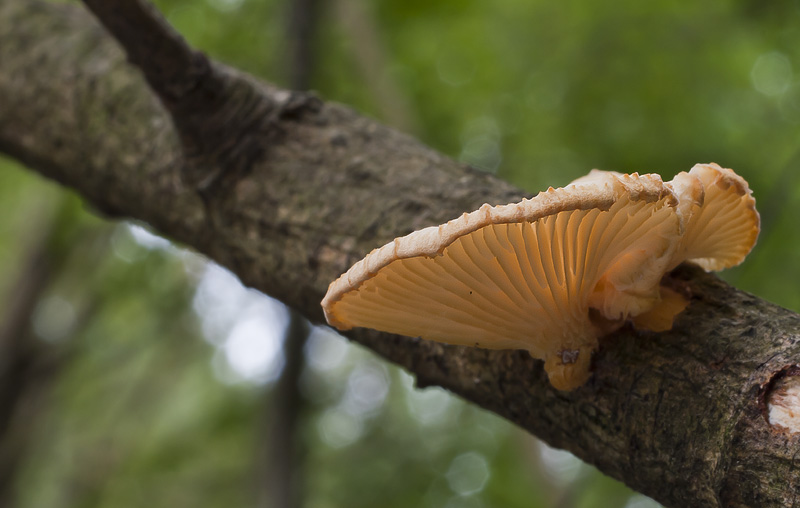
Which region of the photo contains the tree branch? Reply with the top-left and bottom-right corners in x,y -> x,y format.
80,0 -> 209,104
80,0 -> 283,190
1,1 -> 799,506
285,0 -> 319,91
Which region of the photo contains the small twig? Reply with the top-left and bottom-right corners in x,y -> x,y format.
80,0 -> 219,106
80,0 -> 277,191
286,0 -> 319,91
332,0 -> 418,134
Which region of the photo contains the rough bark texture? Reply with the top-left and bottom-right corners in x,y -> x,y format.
1,1 -> 799,506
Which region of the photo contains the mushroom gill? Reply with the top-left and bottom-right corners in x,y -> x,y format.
322,164 -> 758,391
323,172 -> 681,390
668,163 -> 760,271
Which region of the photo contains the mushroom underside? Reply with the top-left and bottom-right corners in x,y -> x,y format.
322,164 -> 759,391
329,191 -> 679,390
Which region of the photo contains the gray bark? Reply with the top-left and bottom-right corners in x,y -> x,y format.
1,1 -> 799,506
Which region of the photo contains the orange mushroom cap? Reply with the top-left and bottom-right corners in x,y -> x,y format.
322,164 -> 759,391
667,163 -> 760,271
630,163 -> 759,333
322,172 -> 681,390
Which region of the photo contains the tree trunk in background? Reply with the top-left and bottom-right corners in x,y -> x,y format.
0,200 -> 94,506
261,312 -> 309,508
2,1 -> 800,506
258,1 -> 318,506
331,0 -> 419,135
0,211 -> 58,507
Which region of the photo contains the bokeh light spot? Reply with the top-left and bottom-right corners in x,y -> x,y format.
538,441 -> 583,487
341,362 -> 389,416
193,263 -> 289,384
305,326 -> 350,372
33,295 -> 76,343
751,51 -> 792,96
110,223 -> 146,263
404,383 -> 455,426
459,116 -> 502,172
206,0 -> 245,13
445,452 -> 490,496
222,316 -> 285,384
318,408 -> 364,448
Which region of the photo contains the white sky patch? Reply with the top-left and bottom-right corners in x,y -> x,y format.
193,263 -> 257,344
127,223 -> 172,250
112,223 -> 174,263
538,441 -> 583,487
222,314 -> 285,384
403,376 -> 456,426
624,495 -> 663,508
110,224 -> 145,263
111,224 -> 292,386
193,262 -> 289,385
305,326 -> 350,372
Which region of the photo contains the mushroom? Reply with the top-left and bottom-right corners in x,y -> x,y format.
323,172 -> 682,390
667,163 -> 759,271
321,165 -> 758,391
632,163 -> 760,331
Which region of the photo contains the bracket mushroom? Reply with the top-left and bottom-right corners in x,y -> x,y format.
322,164 -> 759,391
630,163 -> 760,332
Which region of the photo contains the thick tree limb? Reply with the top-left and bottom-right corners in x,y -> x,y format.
1,1 -> 799,506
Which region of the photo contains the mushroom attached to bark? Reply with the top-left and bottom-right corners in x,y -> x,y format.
667,162 -> 760,271
321,165 -> 758,391
322,172 -> 681,390
632,163 -> 760,332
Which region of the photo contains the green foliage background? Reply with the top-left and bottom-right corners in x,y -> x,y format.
1,0 -> 799,506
